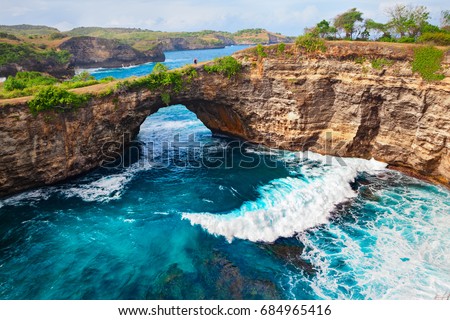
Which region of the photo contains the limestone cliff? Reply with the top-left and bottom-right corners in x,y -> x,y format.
0,58 -> 72,79
155,37 -> 227,51
0,42 -> 449,197
59,36 -> 165,68
191,43 -> 450,186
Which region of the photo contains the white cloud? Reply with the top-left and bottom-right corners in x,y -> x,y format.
4,6 -> 33,17
0,0 -> 447,34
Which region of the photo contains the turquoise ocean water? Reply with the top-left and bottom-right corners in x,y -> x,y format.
0,46 -> 449,299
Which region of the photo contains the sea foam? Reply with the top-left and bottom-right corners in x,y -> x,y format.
183,153 -> 387,242
296,181 -> 450,299
61,173 -> 132,202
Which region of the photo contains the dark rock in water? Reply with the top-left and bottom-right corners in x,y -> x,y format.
147,264 -> 207,300
260,240 -> 315,275
146,253 -> 281,299
358,186 -> 381,202
206,253 -> 281,299
59,36 -> 165,69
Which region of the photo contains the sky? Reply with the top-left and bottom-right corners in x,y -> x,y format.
1,0 -> 448,36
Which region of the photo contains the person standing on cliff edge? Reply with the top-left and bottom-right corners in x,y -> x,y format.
193,58 -> 198,64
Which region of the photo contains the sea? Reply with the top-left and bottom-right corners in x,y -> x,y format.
0,45 -> 449,299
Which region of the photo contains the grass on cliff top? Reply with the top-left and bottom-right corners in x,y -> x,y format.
0,71 -> 114,99
110,63 -> 199,105
371,58 -> 394,70
295,33 -> 327,53
1,63 -> 199,113
203,56 -> 242,78
0,42 -> 70,66
412,46 -> 445,81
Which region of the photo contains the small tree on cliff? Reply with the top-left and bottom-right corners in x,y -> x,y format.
315,20 -> 337,39
442,10 -> 450,31
152,62 -> 169,74
385,4 -> 430,39
333,8 -> 364,39
363,19 -> 389,40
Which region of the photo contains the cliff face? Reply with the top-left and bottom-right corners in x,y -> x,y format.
0,59 -> 72,79
0,42 -> 449,197
187,43 -> 450,186
0,42 -> 72,79
154,33 -> 293,51
59,36 -> 165,68
156,37 -> 227,51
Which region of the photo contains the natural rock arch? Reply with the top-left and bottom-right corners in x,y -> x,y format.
1,43 -> 449,197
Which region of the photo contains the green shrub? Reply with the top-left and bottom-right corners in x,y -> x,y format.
101,76 -> 115,82
152,62 -> 169,74
418,32 -> 450,45
377,36 -> 396,43
0,32 -> 20,41
3,71 -> 58,91
113,64 -> 197,97
412,46 -> 445,81
3,77 -> 26,91
0,43 -> 71,66
397,37 -> 415,43
62,79 -> 100,89
295,33 -> 326,53
255,44 -> 267,58
0,43 -> 34,65
98,86 -> 114,97
181,66 -> 198,82
128,63 -> 198,105
161,92 -> 171,105
49,32 -> 67,40
42,49 -> 71,64
71,71 -> 95,82
59,72 -> 114,90
371,58 -> 394,70
28,86 -> 90,114
277,43 -> 286,55
203,56 -> 242,78
354,57 -> 367,64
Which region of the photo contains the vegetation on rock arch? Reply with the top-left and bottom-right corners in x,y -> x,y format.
28,86 -> 91,115
203,56 -> 242,78
0,71 -> 114,99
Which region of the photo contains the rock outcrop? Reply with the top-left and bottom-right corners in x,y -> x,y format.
59,36 -> 165,68
0,42 -> 449,197
155,37 -> 227,51
154,33 -> 292,52
0,54 -> 73,79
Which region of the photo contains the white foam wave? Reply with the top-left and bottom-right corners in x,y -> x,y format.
183,154 -> 387,242
75,67 -> 104,74
140,120 -> 203,133
61,174 -> 132,202
296,182 -> 450,299
164,58 -> 190,63
0,189 -> 54,208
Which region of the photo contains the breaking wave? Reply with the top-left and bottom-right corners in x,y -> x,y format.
183,155 -> 387,242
